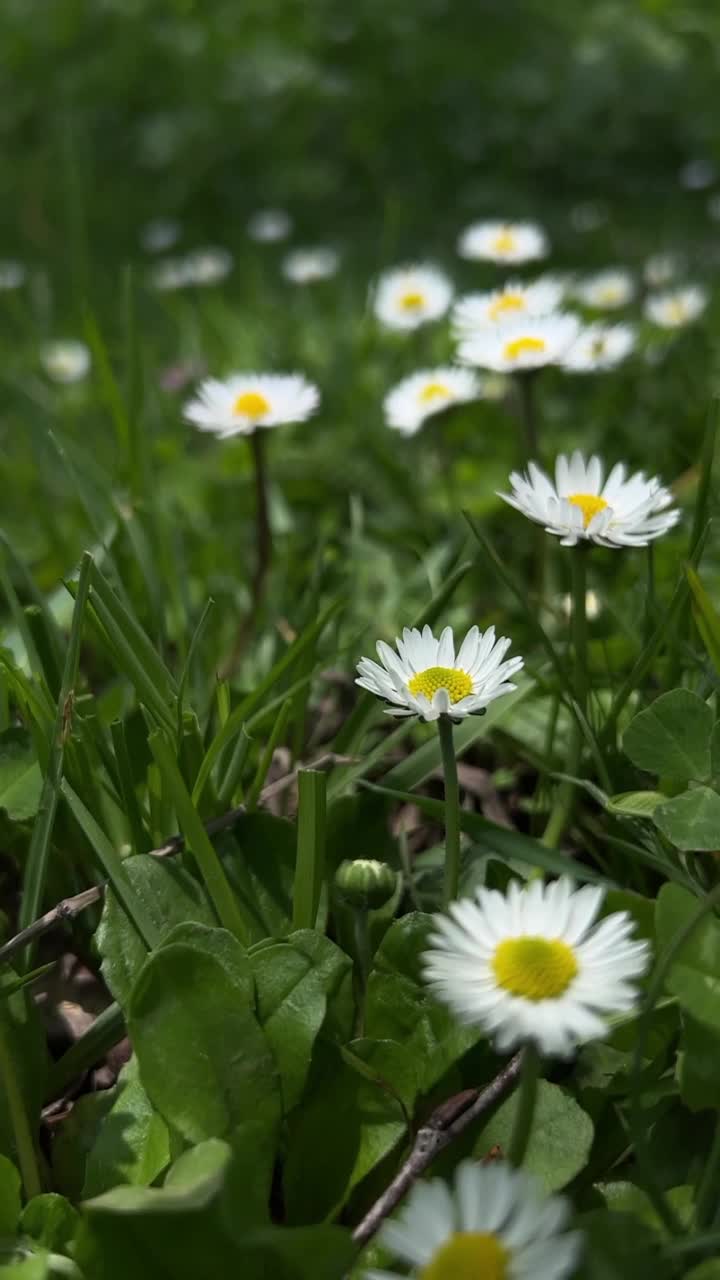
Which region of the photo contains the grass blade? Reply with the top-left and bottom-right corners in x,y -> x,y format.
245,697 -> 294,810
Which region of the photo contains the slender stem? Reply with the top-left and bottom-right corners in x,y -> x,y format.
352,910 -> 372,1037
250,430 -> 272,613
541,547 -> 587,847
438,716 -> 461,907
508,1042 -> 542,1166
516,371 -> 539,459
0,1014 -> 42,1199
695,1111 -> 720,1229
644,544 -> 655,646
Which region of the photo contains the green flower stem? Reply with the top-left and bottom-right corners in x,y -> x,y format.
516,371 -> 539,459
541,545 -> 587,848
508,1042 -> 542,1166
351,909 -> 372,1037
695,1111 -> 720,1229
438,715 -> 461,907
250,430 -> 272,614
0,1014 -> 42,1200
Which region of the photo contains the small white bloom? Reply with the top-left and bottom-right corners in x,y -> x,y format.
574,269 -> 634,310
680,158 -> 716,190
41,340 -> 91,384
282,247 -> 339,283
183,247 -> 233,286
247,208 -> 292,242
644,285 -> 708,329
458,313 -> 580,372
0,260 -> 25,290
560,323 -> 635,372
451,277 -> 564,337
183,372 -> 319,437
355,624 -> 523,723
372,265 -> 453,331
500,449 -> 679,548
643,253 -> 682,288
140,218 -> 181,253
423,877 -> 650,1057
149,258 -> 190,291
457,220 -> 548,264
383,367 -> 481,435
367,1160 -> 581,1280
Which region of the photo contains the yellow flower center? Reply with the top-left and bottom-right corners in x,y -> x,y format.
667,300 -> 686,324
493,936 -> 578,1000
597,286 -> 621,305
233,391 -> 270,419
503,336 -> 546,361
567,492 -> 608,527
419,381 -> 451,403
590,337 -> 607,358
420,1232 -> 509,1280
489,292 -> 526,321
492,229 -> 517,256
400,290 -> 425,310
407,665 -> 473,704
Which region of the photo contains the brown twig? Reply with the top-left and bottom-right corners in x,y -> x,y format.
351,1051 -> 524,1248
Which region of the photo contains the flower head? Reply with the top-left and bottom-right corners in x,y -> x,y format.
149,258 -> 190,291
451,277 -> 564,337
574,270 -> 634,310
372,265 -> 453,331
500,450 -> 679,548
356,624 -> 523,723
0,260 -> 25,290
643,253 -> 682,288
458,314 -> 580,372
383,367 -> 481,435
367,1160 -> 581,1280
644,285 -> 707,329
423,877 -> 650,1057
247,208 -> 292,242
140,218 -> 181,253
183,247 -> 233,286
457,220 -> 548,264
560,322 -> 635,373
184,372 -> 320,437
41,340 -> 91,384
282,247 -> 339,283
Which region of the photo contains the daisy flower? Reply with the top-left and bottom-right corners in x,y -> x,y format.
246,208 -> 292,242
500,450 -> 679,548
183,247 -> 233,286
355,624 -> 523,723
383,367 -> 481,435
140,218 -> 181,253
643,253 -> 681,288
372,265 -> 453,331
644,285 -> 708,329
0,260 -> 25,290
423,877 -> 650,1057
458,314 -> 580,373
367,1161 -> 581,1280
184,373 -> 320,438
574,270 -> 634,310
451,277 -> 564,337
457,220 -> 548,264
282,247 -> 339,283
40,340 -> 91,384
149,258 -> 190,291
560,322 -> 635,372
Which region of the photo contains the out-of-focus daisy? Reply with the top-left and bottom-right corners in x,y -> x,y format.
184,247 -> 233,286
183,372 -> 319,437
41,340 -> 91,384
0,260 -> 26,290
451,277 -> 564,337
247,209 -> 292,242
643,253 -> 681,288
372,265 -> 453,331
423,877 -> 649,1057
367,1161 -> 581,1280
574,270 -> 634,310
457,220 -> 548,264
680,158 -> 716,190
149,258 -> 189,291
383,367 -> 481,435
355,624 -> 523,723
140,218 -> 181,253
458,314 -> 580,372
500,450 -> 679,548
560,322 -> 635,373
282,247 -> 339,284
644,285 -> 708,329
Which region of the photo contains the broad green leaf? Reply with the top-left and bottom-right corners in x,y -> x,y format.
678,1014 -> 720,1111
684,1263 -> 720,1279
83,1056 -> 173,1197
0,1155 -> 20,1236
654,785 -> 720,851
656,884 -> 720,1030
0,730 -> 41,821
18,1194 -> 78,1254
667,965 -> 720,1032
575,1210 -> 671,1279
475,1080 -> 594,1192
606,791 -> 663,819
0,1258 -> 49,1278
622,689 -> 713,783
51,1091 -> 116,1201
220,812 -> 295,942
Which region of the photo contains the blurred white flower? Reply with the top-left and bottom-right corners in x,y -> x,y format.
644,285 -> 708,329
451,277 -> 564,337
707,193 -> 720,222
457,220 -> 548,264
184,372 -> 319,437
643,253 -> 682,288
372,264 -> 453,331
575,270 -> 634,310
282,247 -> 339,283
140,218 -> 182,253
184,247 -> 233,286
458,313 -> 580,372
149,258 -> 190,291
247,209 -> 292,242
383,367 -> 481,435
0,260 -> 26,290
680,158 -> 716,190
41,340 -> 91,384
560,323 -> 635,373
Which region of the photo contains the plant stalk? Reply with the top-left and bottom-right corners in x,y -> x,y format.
541,546 -> 587,847
508,1041 -> 542,1166
438,715 -> 461,907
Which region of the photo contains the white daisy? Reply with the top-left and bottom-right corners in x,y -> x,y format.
0,260 -> 25,290
367,1161 -> 581,1280
149,258 -> 190,291
499,450 -> 679,548
383,367 -> 482,435
560,323 -> 635,373
183,372 -> 320,438
355,624 -> 523,723
457,220 -> 548,264
423,877 -> 650,1058
372,265 -> 453,331
140,218 -> 181,253
451,277 -> 564,337
40,340 -> 91,384
246,208 -> 292,242
282,247 -> 339,283
574,270 -> 634,310
183,247 -> 233,286
458,314 -> 580,373
643,253 -> 681,288
644,285 -> 708,329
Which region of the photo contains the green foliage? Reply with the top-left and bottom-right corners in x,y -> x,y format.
475,1080 -> 594,1192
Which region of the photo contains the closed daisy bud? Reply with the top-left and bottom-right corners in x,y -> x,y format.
644,285 -> 707,329
423,877 -> 650,1057
383,367 -> 481,435
457,220 -> 548,265
372,265 -> 453,331
184,372 -> 320,438
574,269 -> 634,310
458,313 -> 580,372
335,859 -> 397,910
